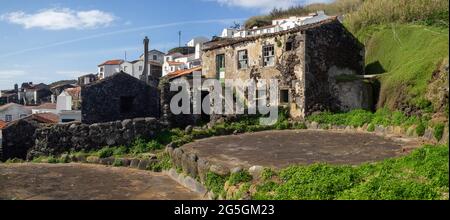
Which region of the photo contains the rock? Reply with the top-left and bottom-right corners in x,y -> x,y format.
309,121 -> 319,129
197,158 -> 210,183
185,125 -> 193,134
99,157 -> 115,165
181,153 -> 198,178
230,167 -> 243,174
86,156 -> 100,164
130,159 -> 140,168
248,166 -> 264,179
138,159 -> 150,170
172,148 -> 184,168
210,164 -> 230,176
423,128 -> 434,142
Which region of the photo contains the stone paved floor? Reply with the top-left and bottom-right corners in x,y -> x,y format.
0,163 -> 203,200
182,130 -> 419,169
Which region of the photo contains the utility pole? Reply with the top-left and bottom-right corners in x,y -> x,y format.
124,51 -> 127,61
178,31 -> 181,47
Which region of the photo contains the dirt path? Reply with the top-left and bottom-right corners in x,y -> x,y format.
182,130 -> 418,169
0,163 -> 203,200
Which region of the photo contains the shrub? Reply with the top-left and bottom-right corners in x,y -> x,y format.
261,168 -> 276,181
97,147 -> 114,158
228,171 -> 253,186
367,123 -> 375,132
205,172 -> 228,198
112,158 -> 124,167
416,123 -> 426,137
113,146 -> 128,156
433,123 -> 445,141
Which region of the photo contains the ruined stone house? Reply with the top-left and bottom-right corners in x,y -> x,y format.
201,17 -> 372,119
81,72 -> 160,124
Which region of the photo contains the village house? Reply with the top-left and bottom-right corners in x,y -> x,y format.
201,17 -> 372,119
162,37 -> 208,76
221,11 -> 330,39
78,73 -> 98,86
17,82 -> 53,106
56,89 -> 81,123
0,103 -> 31,122
98,52 -> 164,80
81,72 -> 159,124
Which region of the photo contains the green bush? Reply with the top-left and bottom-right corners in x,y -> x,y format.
416,123 -> 426,137
433,123 -> 445,141
205,172 -> 228,198
112,158 -> 124,167
228,171 -> 253,186
367,123 -> 375,132
97,147 -> 114,158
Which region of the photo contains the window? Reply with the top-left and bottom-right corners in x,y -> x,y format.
5,115 -> 12,122
100,67 -> 104,72
237,50 -> 248,69
123,66 -> 128,72
286,39 -> 294,51
139,66 -> 143,71
120,96 -> 135,114
166,57 -> 170,61
262,45 -> 275,67
19,114 -> 27,118
280,89 -> 289,104
153,55 -> 158,60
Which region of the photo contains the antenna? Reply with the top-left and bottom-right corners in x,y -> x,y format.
124,51 -> 127,61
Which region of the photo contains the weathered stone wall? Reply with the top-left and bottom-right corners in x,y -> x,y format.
1,119 -> 42,161
81,72 -> 160,124
27,117 -> 163,159
303,20 -> 369,114
160,81 -> 202,128
202,31 -> 307,118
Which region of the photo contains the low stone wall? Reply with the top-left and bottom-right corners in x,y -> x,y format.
27,117 -> 163,159
1,119 -> 42,161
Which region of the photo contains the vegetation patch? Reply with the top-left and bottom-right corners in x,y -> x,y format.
205,172 -> 228,199
228,171 -> 253,186
253,145 -> 449,200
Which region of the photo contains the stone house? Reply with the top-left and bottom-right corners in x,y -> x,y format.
81,72 -> 159,124
201,17 -> 372,119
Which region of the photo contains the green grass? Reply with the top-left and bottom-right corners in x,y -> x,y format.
433,123 -> 445,141
355,24 -> 449,110
228,171 -> 253,186
253,145 -> 449,200
307,108 -> 426,129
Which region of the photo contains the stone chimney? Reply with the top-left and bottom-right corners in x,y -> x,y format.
142,36 -> 149,84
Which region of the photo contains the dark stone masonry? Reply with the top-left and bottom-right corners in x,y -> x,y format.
27,117 -> 163,160
81,72 -> 160,124
1,119 -> 42,161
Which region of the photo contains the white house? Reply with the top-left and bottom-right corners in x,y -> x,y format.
139,49 -> 165,65
56,90 -> 81,123
98,59 -> 124,79
163,53 -> 197,76
0,103 -> 32,122
220,11 -> 329,39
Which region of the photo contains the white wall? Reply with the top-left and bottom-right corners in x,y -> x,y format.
0,104 -> 31,122
57,92 -> 72,113
59,110 -> 81,123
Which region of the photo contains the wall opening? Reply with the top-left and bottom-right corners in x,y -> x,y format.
280,89 -> 289,104
120,96 -> 135,114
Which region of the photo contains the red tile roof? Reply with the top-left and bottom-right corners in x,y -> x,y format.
166,66 -> 202,80
0,120 -> 7,129
98,59 -> 124,66
33,103 -> 56,110
65,86 -> 81,98
31,113 -> 59,124
167,61 -> 184,66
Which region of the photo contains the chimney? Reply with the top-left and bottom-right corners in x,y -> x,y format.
142,36 -> 149,84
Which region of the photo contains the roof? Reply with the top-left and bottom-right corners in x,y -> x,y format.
0,103 -> 27,112
65,87 -> 81,97
166,66 -> 202,80
203,17 -> 339,51
32,103 -> 56,110
0,120 -> 7,129
98,59 -> 124,66
167,61 -> 185,66
30,113 -> 59,124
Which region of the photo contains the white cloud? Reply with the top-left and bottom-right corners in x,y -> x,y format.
213,0 -> 331,12
0,70 -> 26,79
1,8 -> 116,30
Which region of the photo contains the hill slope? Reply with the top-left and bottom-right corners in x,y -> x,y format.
354,24 -> 449,114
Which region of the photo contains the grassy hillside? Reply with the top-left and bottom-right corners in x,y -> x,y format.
355,24 -> 449,112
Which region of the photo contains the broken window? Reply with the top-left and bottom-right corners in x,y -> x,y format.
286,39 -> 294,51
280,89 -> 289,104
262,45 -> 275,67
120,96 -> 135,114
237,50 -> 248,69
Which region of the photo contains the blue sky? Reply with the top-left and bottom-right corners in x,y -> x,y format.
0,0 -> 329,89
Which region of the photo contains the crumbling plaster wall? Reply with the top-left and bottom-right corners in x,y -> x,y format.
202,33 -> 307,118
